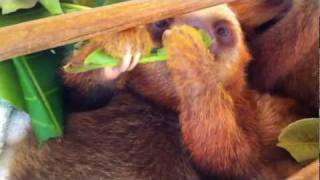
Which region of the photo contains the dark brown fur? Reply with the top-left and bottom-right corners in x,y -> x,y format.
229,0 -> 319,115
10,92 -> 200,180
9,5 -> 305,180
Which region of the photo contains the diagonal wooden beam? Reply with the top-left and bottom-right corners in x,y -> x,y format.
0,0 -> 234,61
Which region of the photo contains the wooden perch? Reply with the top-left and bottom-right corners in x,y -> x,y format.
0,0 -> 234,61
287,160 -> 319,180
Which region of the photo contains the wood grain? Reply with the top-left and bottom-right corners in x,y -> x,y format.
0,0 -> 234,61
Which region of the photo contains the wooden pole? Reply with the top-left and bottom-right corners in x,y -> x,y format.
0,0 -> 234,61
287,160 -> 319,180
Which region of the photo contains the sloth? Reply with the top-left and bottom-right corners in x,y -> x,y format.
4,4 -> 304,180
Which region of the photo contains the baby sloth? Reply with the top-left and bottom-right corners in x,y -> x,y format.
6,4 -> 302,180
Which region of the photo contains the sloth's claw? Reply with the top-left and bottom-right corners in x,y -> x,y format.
104,44 -> 141,80
129,51 -> 141,71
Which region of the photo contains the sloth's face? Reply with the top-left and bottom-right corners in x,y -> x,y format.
130,5 -> 250,109
148,5 -> 250,83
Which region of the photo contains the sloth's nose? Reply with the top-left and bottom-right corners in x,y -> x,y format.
188,19 -> 207,31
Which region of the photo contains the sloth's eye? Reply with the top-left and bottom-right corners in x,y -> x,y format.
216,25 -> 230,37
213,21 -> 234,45
149,19 -> 173,42
153,19 -> 172,31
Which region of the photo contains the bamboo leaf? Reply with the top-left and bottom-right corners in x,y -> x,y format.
277,118 -> 320,163
12,51 -> 64,142
39,0 -> 63,14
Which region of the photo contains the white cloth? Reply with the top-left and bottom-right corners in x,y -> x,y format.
0,99 -> 30,180
0,101 -> 11,155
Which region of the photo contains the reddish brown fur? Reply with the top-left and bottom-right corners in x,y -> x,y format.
9,5 -> 306,180
229,0 -> 319,115
163,25 -> 302,179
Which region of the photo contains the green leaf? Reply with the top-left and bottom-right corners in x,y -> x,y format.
71,0 -> 116,7
63,48 -> 168,73
199,29 -> 213,48
0,0 -> 38,14
0,3 -> 90,26
96,0 -> 108,6
277,118 -> 320,163
60,3 -> 91,12
0,2 -> 89,142
0,61 -> 26,110
12,51 -> 64,142
0,0 -> 63,15
85,48 -> 168,66
70,0 -> 125,7
104,0 -> 127,5
39,0 -> 63,14
0,8 -> 51,26
72,0 -> 98,7
0,4 -> 55,110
